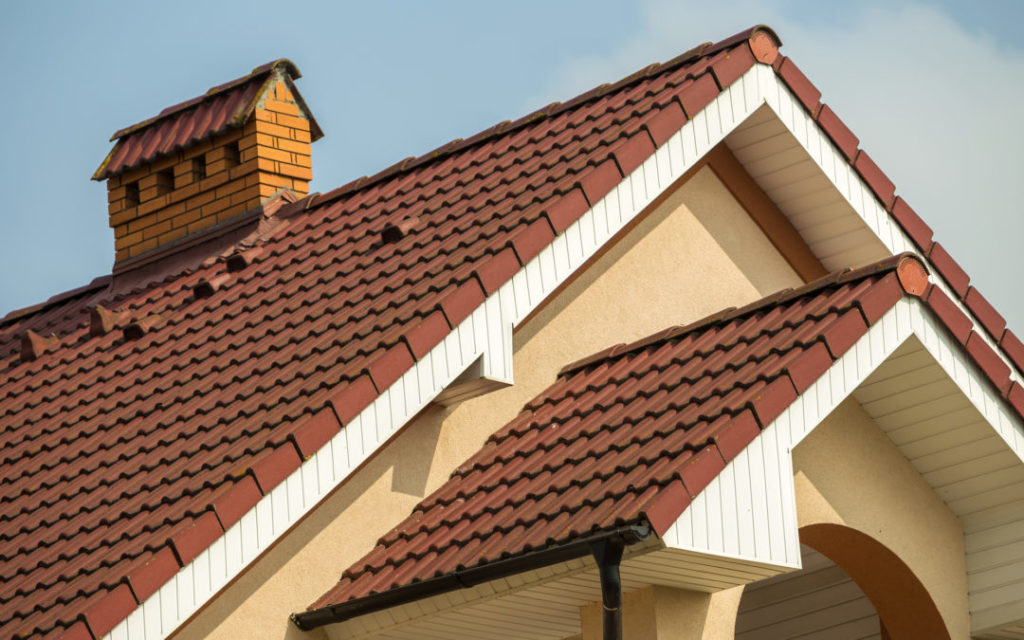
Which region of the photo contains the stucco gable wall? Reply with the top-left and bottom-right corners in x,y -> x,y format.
169,166 -> 802,640
793,397 -> 969,639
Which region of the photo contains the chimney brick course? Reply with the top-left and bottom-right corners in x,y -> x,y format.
97,64 -> 319,264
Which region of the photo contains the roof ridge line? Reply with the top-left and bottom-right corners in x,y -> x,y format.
558,253 -> 927,378
310,26 -> 778,211
107,59 -> 299,142
0,276 -> 110,328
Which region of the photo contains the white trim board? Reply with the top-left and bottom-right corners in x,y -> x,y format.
667,297 -> 1024,637
730,65 -> 1022,390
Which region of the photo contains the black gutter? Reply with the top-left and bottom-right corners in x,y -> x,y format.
590,539 -> 624,640
291,522 -> 651,631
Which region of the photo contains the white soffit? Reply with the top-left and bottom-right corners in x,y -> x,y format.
322,539 -> 791,640
724,66 -> 905,273
103,61 -> 782,640
725,66 -> 1022,392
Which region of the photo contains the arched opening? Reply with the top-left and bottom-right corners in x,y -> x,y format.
801,524 -> 949,640
735,524 -> 949,639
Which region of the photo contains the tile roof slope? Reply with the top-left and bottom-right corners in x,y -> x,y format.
91,59 -> 323,181
305,252 -> 1024,622
0,28 -> 778,640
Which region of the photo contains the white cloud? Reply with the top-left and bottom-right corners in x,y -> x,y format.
525,0 -> 1024,332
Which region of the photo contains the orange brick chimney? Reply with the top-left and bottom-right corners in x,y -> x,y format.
93,60 -> 322,265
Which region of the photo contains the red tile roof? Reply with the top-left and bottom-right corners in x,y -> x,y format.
92,59 -> 323,181
299,256 -> 919,617
302,253 -> 1024,625
0,28 -> 778,640
6,22 -> 1024,639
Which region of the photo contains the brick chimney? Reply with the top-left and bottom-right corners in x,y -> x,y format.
93,60 -> 322,265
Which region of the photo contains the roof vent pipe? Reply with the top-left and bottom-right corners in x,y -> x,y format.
590,538 -> 624,640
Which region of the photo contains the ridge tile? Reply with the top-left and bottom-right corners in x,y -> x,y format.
775,57 -> 821,115
927,242 -> 971,298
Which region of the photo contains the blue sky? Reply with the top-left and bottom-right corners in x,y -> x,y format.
1,0 -> 1022,331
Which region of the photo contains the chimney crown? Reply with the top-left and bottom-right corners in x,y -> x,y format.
95,60 -> 322,264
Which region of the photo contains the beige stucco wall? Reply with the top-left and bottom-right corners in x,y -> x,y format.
792,398 -> 970,639
580,586 -> 744,640
170,166 -> 803,639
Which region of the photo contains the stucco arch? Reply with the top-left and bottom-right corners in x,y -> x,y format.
791,398 -> 969,639
800,523 -> 948,640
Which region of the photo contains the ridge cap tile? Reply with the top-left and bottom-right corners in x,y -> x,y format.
964,286 -> 1007,341
1006,383 -> 1024,421
999,330 -> 1024,374
926,242 -> 971,299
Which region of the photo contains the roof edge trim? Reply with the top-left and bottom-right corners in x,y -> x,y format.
750,58 -> 1023,382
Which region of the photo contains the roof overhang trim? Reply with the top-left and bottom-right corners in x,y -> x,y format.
724,65 -> 1023,392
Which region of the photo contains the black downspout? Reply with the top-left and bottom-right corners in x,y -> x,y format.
590,538 -> 624,640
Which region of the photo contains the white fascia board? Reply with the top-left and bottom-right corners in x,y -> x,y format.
663,297 -> 1024,635
103,61 -> 780,640
663,299 -> 913,571
749,64 -> 1022,390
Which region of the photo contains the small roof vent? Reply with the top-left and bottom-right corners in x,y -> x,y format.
381,216 -> 421,244
193,274 -> 232,300
20,330 -> 59,363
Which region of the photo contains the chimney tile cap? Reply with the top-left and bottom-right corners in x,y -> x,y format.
109,59 -> 301,142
